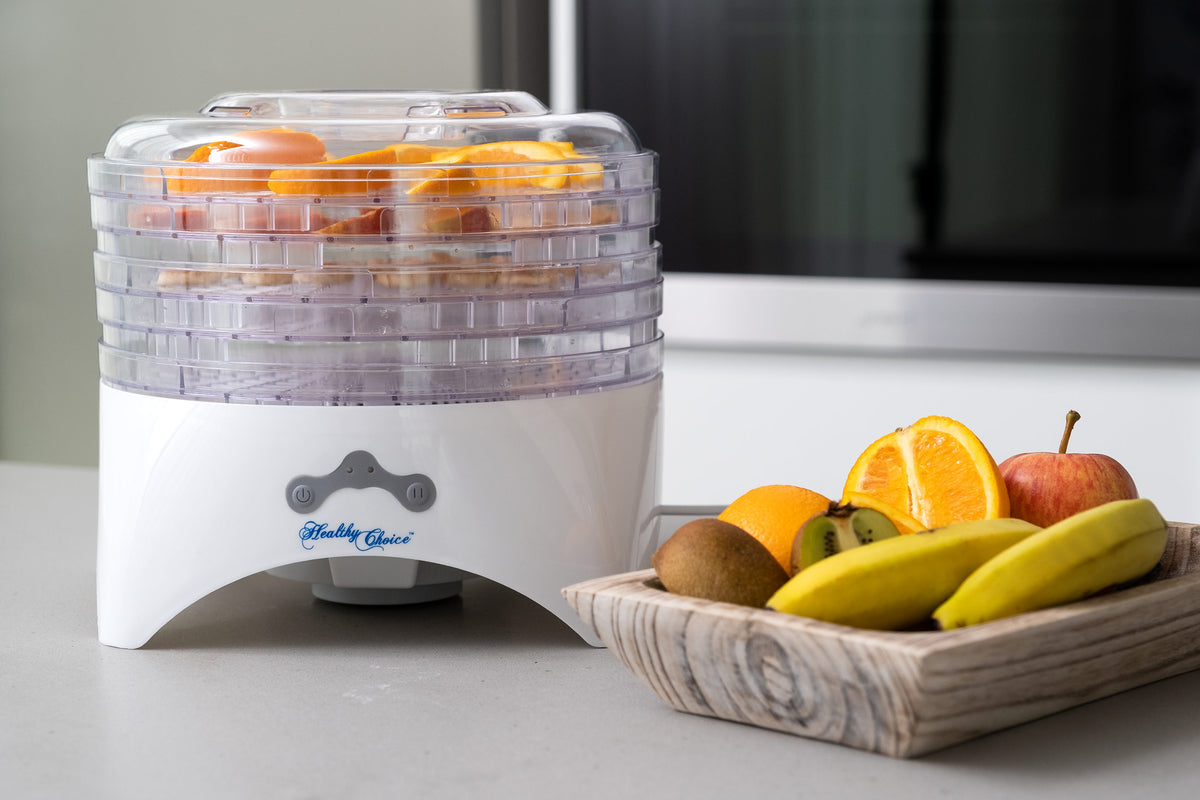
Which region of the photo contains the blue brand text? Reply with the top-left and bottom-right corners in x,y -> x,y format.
299,521 -> 414,552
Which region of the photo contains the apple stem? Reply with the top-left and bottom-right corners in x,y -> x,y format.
1059,410 -> 1081,454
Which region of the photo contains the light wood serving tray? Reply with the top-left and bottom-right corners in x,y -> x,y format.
563,522 -> 1200,758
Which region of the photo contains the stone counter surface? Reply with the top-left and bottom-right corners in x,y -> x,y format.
4,460 -> 1200,799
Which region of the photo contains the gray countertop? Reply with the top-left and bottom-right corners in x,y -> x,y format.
5,460 -> 1200,798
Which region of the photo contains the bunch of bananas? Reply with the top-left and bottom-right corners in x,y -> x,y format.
766,498 -> 1168,630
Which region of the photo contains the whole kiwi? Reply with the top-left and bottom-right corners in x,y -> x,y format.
652,518 -> 789,608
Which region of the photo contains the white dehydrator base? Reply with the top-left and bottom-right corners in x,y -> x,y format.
96,379 -> 662,648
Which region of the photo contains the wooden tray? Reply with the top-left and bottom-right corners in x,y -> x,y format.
562,522 -> 1200,758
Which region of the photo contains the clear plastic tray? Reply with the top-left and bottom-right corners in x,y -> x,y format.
86,148 -> 656,198
98,335 -> 664,405
93,245 -> 660,298
90,186 -> 657,238
96,279 -> 662,339
101,318 -> 657,362
93,225 -> 655,269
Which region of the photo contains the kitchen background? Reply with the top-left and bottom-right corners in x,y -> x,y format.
4,0 -> 1200,520
0,0 -> 483,467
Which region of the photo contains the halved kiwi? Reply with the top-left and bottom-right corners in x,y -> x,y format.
791,504 -> 901,573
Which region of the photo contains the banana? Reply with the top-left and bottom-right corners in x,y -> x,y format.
933,497 -> 1168,629
766,517 -> 1040,630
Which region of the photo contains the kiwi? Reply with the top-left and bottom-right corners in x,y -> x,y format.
791,504 -> 901,574
652,518 -> 789,608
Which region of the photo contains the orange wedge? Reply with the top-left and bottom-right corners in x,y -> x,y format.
842,415 -> 1009,529
167,128 -> 327,193
209,129 -> 327,164
839,491 -> 927,535
404,150 -> 481,196
406,140 -> 583,196
167,140 -> 251,193
717,485 -> 832,574
386,143 -> 457,163
185,140 -> 242,162
315,209 -> 386,236
457,141 -> 570,189
545,141 -> 604,190
268,143 -> 451,195
424,205 -> 497,234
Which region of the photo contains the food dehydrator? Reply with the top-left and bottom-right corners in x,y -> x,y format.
88,91 -> 662,648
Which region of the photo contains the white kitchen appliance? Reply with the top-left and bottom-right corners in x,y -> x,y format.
88,91 -> 662,648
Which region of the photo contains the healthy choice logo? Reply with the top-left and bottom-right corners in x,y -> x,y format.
299,521 -> 414,552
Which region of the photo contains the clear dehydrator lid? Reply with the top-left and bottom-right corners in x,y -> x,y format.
97,90 -> 645,186
103,90 -> 641,160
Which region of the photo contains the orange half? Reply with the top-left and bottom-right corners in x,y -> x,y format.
842,415 -> 1009,528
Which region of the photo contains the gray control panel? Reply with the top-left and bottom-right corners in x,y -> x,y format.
285,450 -> 436,514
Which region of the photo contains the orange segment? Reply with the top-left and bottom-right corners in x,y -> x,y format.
315,209 -> 386,236
406,140 -> 582,196
268,146 -> 395,195
386,143 -> 456,163
172,135 -> 601,198
209,128 -> 327,164
185,141 -> 241,162
839,491 -> 927,535
167,140 -> 257,193
566,161 -> 603,190
167,128 -> 327,194
424,205 -> 497,234
267,143 -> 453,195
842,415 -> 1009,529
456,141 -> 570,190
405,150 -> 480,196
546,141 -> 581,156
545,141 -> 604,190
717,485 -> 832,575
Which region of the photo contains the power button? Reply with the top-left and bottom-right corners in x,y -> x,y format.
291,484 -> 315,508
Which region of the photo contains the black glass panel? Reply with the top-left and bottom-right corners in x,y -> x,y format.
582,0 -> 1200,286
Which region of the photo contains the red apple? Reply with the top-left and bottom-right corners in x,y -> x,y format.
998,410 -> 1138,527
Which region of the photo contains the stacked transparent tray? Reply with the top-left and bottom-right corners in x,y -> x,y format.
88,91 -> 662,405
